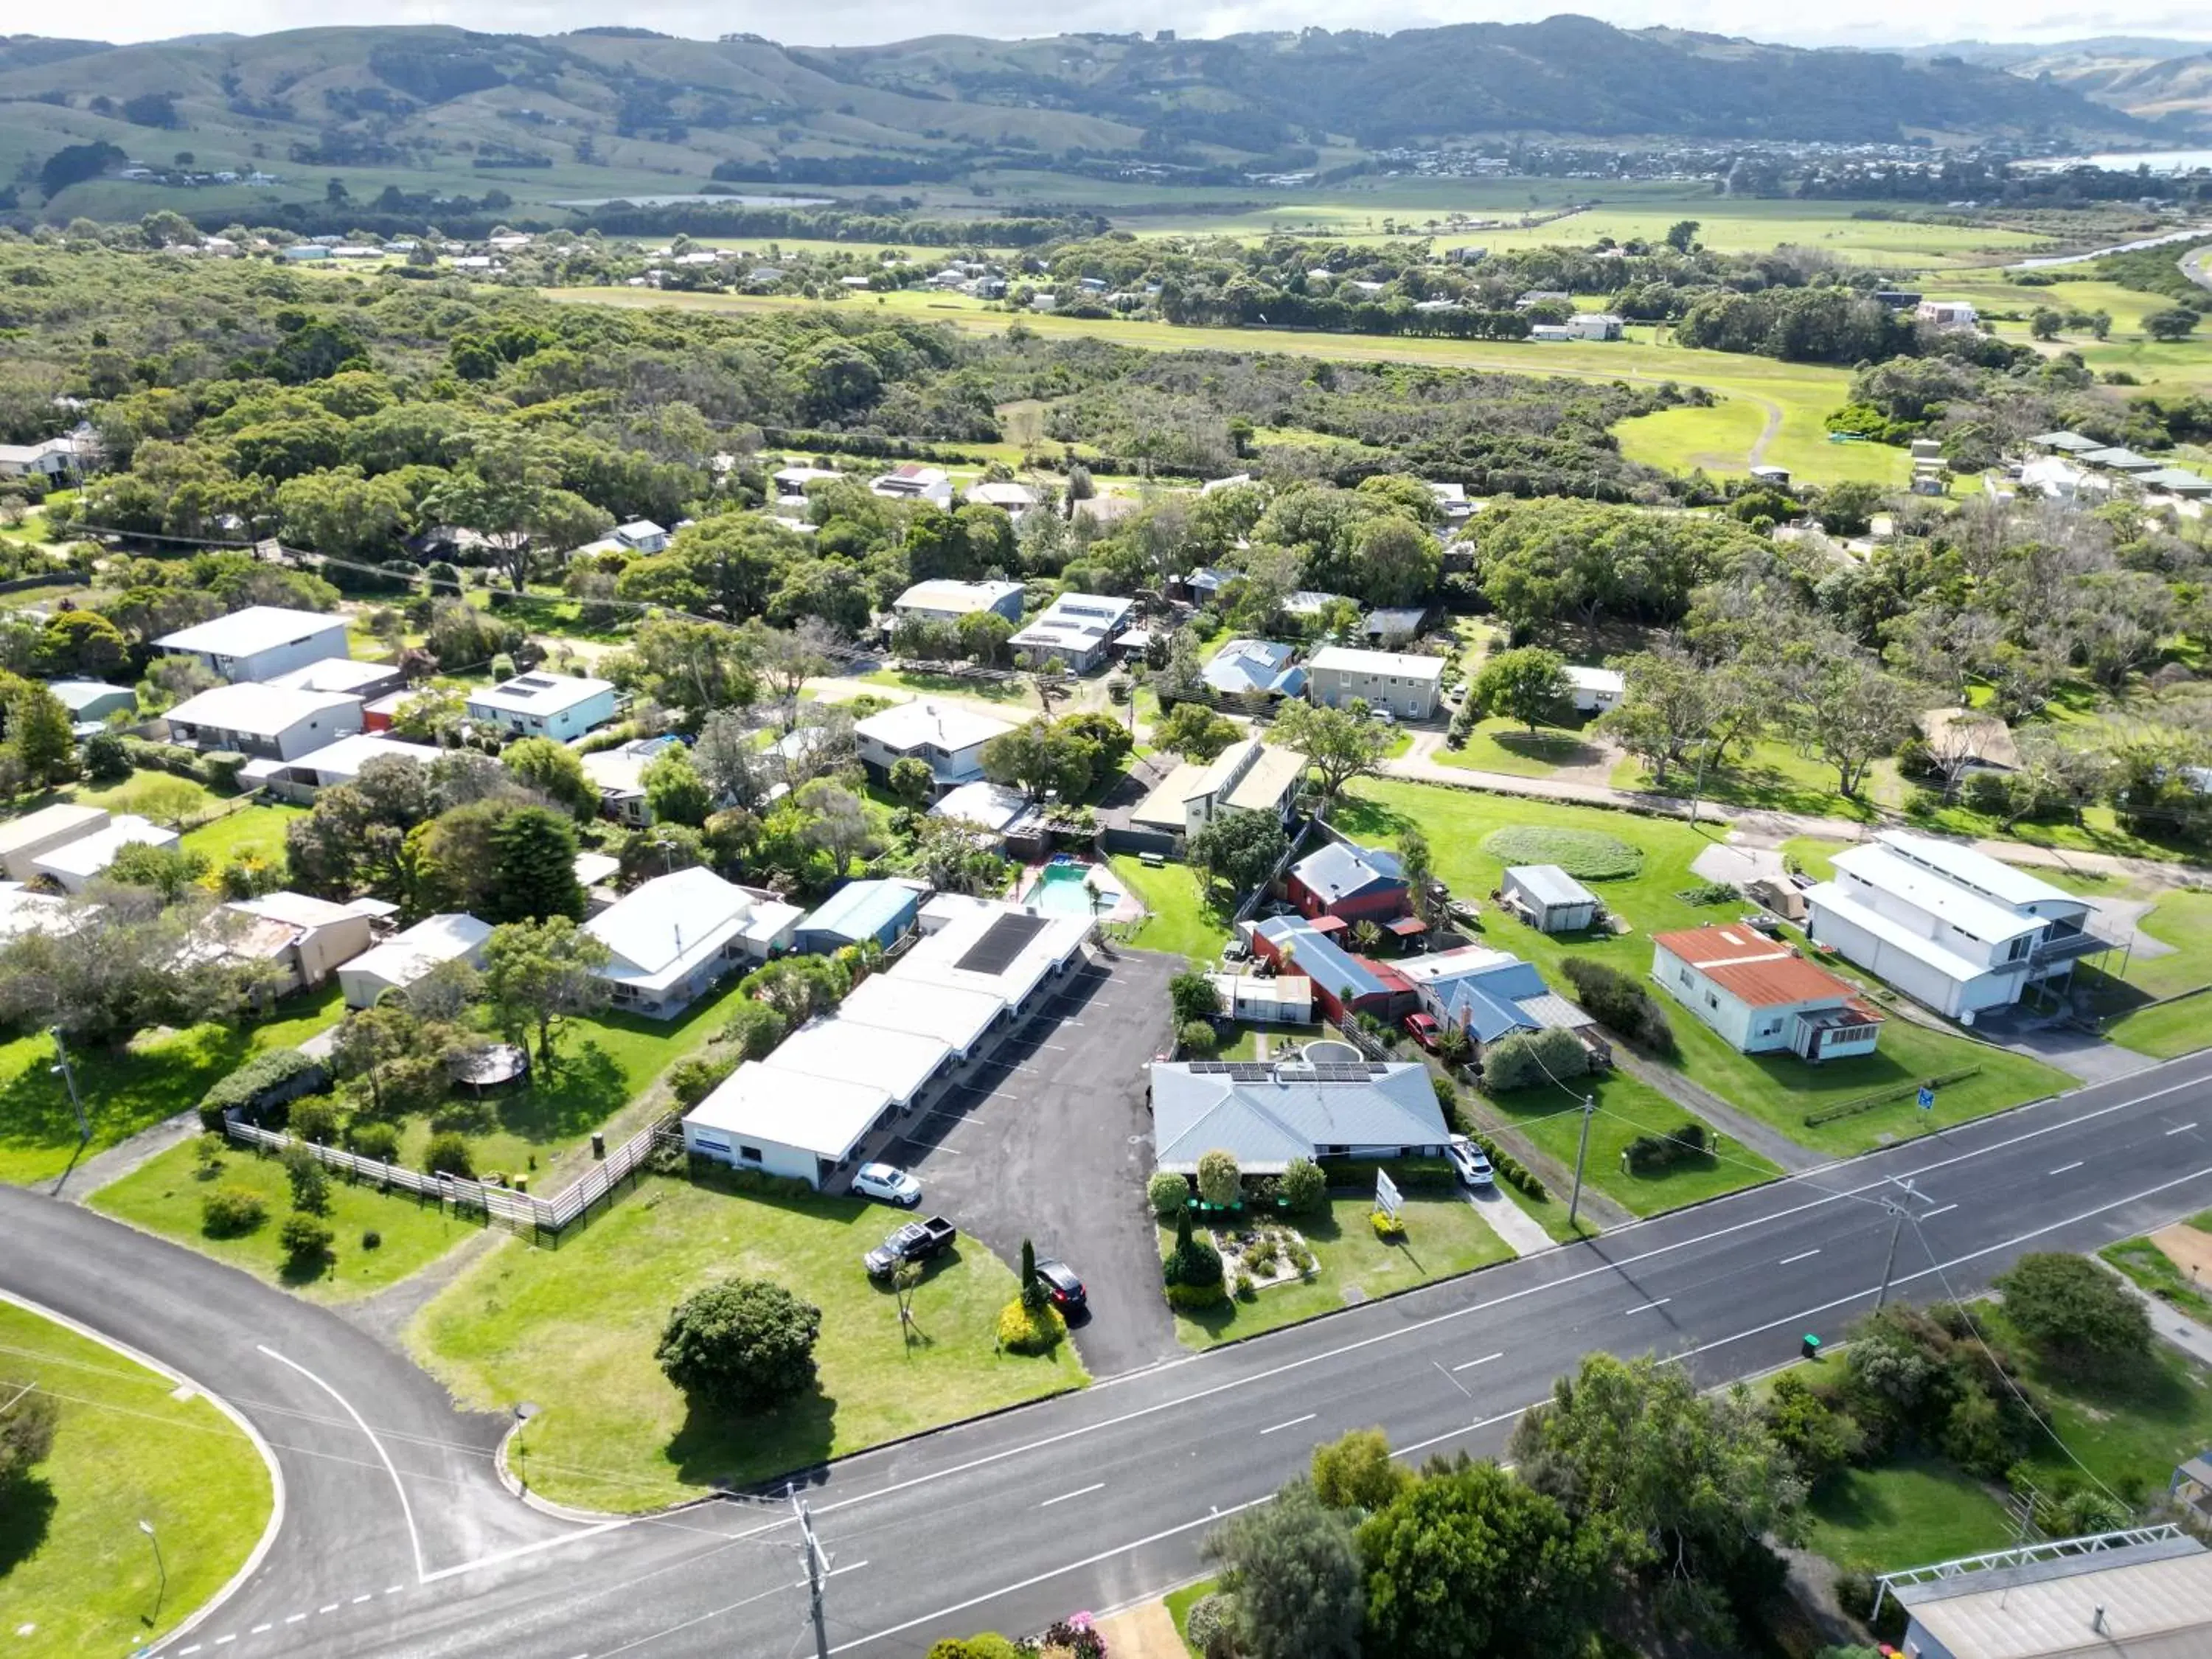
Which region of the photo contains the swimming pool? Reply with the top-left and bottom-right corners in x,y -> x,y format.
1029,860 -> 1127,920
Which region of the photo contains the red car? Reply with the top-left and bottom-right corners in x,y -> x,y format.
1402,1012 -> 1441,1051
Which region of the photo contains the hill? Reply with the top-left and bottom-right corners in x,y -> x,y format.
1907,36 -> 2212,132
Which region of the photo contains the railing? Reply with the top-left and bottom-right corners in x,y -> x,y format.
2028,925 -> 2120,968
1871,1523 -> 2187,1620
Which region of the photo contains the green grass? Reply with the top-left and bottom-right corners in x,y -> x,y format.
0,984 -> 344,1186
1166,1579 -> 1220,1657
1480,824 -> 1644,880
859,667 -> 1032,703
1614,737 -> 1886,819
410,1175 -> 1083,1512
0,1300 -> 273,1654
2104,996 -> 2212,1060
1108,855 -> 1233,964
178,801 -> 304,866
2101,1231 -> 2212,1326
1806,1456 -> 2016,1576
90,1135 -> 486,1301
1478,1067 -> 1780,1217
1218,1022 -> 1322,1061
1434,717 -> 1604,778
70,769 -> 223,821
1164,1190 -> 1516,1349
1780,837 -> 1851,883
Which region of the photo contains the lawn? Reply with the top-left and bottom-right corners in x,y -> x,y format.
1163,1189 -> 1516,1349
89,1134 -> 485,1302
1166,1579 -> 1220,1658
1218,1022 -> 1322,1061
178,801 -> 305,866
2104,997 -> 2212,1060
1434,716 -> 1604,779
1780,837 -> 1851,883
2101,1228 -> 2212,1326
1612,737 -> 1882,819
1109,854 -> 1233,964
1806,1456 -> 2016,1576
0,984 -> 344,1187
0,1299 -> 273,1654
70,769 -> 224,822
859,667 -> 1032,704
410,1175 -> 1083,1512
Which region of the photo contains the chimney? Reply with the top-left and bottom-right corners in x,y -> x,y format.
2092,1606 -> 2107,1635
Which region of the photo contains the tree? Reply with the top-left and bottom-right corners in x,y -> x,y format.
424,1130 -> 474,1178
1814,479 -> 1885,538
2144,308 -> 2200,342
282,1143 -> 331,1215
488,806 -> 584,922
1187,809 -> 1287,900
1993,1253 -> 2151,1374
102,841 -> 209,903
1598,641 -> 1727,787
1310,1427 -> 1410,1513
887,756 -> 936,810
1169,970 -> 1222,1027
480,917 -> 612,1069
1197,1147 -> 1241,1208
1154,700 -> 1241,762
1397,826 -> 1441,932
981,718 -> 1094,802
330,1001 -> 421,1116
655,1278 -> 823,1411
1666,218 -> 1701,252
1784,639 -> 1922,800
37,611 -> 129,679
0,1382 -> 58,1492
1271,700 -> 1387,809
1356,1460 -> 1601,1659
502,736 -> 597,818
2029,307 -> 2063,341
1203,1481 -> 1363,1659
642,747 -> 713,829
279,1213 -> 335,1272
1019,1237 -> 1050,1316
1470,647 -> 1570,734
6,680 -> 79,786
426,429 -> 612,591
739,954 -> 849,1024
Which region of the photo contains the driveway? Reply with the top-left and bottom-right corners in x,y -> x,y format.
893,947 -> 1181,1377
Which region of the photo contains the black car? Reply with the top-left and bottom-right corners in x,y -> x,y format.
1034,1257 -> 1087,1311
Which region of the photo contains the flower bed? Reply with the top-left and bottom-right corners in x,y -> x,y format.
1211,1220 -> 1316,1291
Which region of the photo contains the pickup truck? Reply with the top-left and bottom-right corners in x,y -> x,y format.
863,1215 -> 957,1279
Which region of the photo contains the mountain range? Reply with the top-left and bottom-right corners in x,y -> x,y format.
1907,36 -> 2212,131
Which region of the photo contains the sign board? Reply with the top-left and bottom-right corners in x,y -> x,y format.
1917,1086 -> 1936,1112
1375,1168 -> 1402,1219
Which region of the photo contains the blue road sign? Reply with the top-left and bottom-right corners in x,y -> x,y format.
1918,1085 -> 1936,1111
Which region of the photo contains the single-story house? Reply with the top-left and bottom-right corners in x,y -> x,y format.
1251,914 -> 1416,1023
891,580 -> 1026,627
338,912 -> 493,1009
772,465 -> 844,503
1564,665 -> 1625,714
46,680 -> 136,727
1500,864 -> 1599,933
0,803 -> 110,882
614,520 -> 669,553
869,464 -> 953,506
793,879 -> 922,956
580,735 -> 688,827
465,673 -> 619,743
1306,646 -> 1446,721
163,684 -> 364,762
757,1016 -> 953,1115
855,701 -> 1017,793
1651,926 -> 1882,1060
2081,446 -> 2160,475
0,881 -> 75,942
585,866 -> 801,1019
682,1063 -> 898,1189
155,606 -> 352,684
2141,467 -> 2212,500
205,891 -> 375,994
1362,608 -> 1429,645
32,815 -> 178,893
931,779 -> 1046,848
1009,592 -> 1135,674
1397,947 -> 1607,1062
965,481 -> 1040,518
838,972 -> 1007,1060
1427,481 -> 1474,524
1127,736 -> 1306,846
1150,1056 -> 1449,1175
2029,431 -> 2100,455
265,658 -> 407,700
257,732 -> 441,801
891,899 -> 1090,1018
1287,839 -> 1409,925
1203,639 -> 1307,700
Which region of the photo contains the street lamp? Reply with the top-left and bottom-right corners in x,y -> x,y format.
139,1519 -> 166,1618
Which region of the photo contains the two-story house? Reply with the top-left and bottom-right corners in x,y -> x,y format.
1805,831 -> 2107,1023
854,701 -> 1017,795
1127,734 -> 1306,844
891,580 -> 1026,628
163,684 -> 365,761
155,606 -> 353,684
1009,592 -> 1134,674
1306,646 -> 1447,721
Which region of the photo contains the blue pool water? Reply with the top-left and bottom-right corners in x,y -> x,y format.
1032,861 -> 1125,919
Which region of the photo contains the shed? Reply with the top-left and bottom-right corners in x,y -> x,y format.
0,803 -> 110,882
794,879 -> 922,955
1500,864 -> 1598,933
31,815 -> 178,893
46,681 -> 136,724
338,912 -> 493,1009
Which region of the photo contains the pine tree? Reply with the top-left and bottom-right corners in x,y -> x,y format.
489,805 -> 583,922
7,682 -> 80,787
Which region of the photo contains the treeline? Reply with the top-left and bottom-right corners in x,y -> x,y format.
576,203 -> 1102,246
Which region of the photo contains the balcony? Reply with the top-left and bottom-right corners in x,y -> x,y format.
2025,924 -> 2118,970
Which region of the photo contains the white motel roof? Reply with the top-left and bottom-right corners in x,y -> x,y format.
894,901 -> 1090,1006
757,1017 -> 953,1108
838,973 -> 1006,1055
32,815 -> 176,880
685,1062 -> 892,1164
155,605 -> 349,657
0,802 -> 107,858
1562,664 -> 1625,694
166,683 -> 364,737
282,732 -> 441,779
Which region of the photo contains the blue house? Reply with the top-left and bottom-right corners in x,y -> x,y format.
1397,946 -> 1606,1061
794,879 -> 922,956
1203,639 -> 1307,700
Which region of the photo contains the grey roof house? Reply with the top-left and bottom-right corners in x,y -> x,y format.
1149,1055 -> 1450,1174
1202,639 -> 1307,700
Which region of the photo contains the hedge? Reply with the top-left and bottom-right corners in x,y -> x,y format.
1802,1066 -> 1982,1127
196,1048 -> 328,1130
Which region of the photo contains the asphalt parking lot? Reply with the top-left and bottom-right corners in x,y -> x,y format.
894,946 -> 1181,1378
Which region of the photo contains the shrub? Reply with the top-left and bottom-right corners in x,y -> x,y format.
197,1048 -> 327,1130
201,1184 -> 267,1237
1147,1169 -> 1192,1219
1480,826 -> 1641,880
1371,1209 -> 1405,1240
193,1133 -> 226,1178
1184,1594 -> 1238,1659
1677,879 -> 1737,905
361,1229 -> 382,1251
282,1144 -> 331,1214
1166,1279 -> 1229,1310
82,730 -> 131,782
1962,770 -> 2013,816
1480,1026 -> 1590,1091
1196,1147 -> 1241,1208
717,998 -> 788,1060
288,1099 -> 340,1146
1561,956 -> 1677,1055
279,1213 -> 334,1270
1279,1156 -> 1326,1215
669,1051 -> 742,1110
1994,1252 -> 2152,1374
1621,1121 -> 1712,1175
424,1131 -> 475,1179
1178,1018 -> 1220,1059
1905,786 -> 1947,818
655,1278 -> 823,1410
995,1298 -> 1067,1354
1163,1230 -> 1224,1290
346,1120 -> 401,1163
203,751 -> 248,790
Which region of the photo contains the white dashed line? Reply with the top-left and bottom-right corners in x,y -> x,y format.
2049,1161 -> 2084,1175
352,1594 -> 372,1604
1921,1203 -> 1958,1220
250,1625 -> 271,1635
1624,1298 -> 1672,1315
1040,1482 -> 1106,1508
319,1604 -> 338,1614
285,1614 -> 307,1624
1259,1413 -> 1317,1435
1780,1249 -> 1821,1265
384,1585 -> 404,1595
178,1647 -> 201,1656
1453,1352 -> 1504,1371
2169,1124 -> 2199,1135
214,1640 -> 235,1649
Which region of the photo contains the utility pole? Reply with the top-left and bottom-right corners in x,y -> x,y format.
1568,1093 -> 1595,1230
1875,1179 -> 1927,1310
49,1027 -> 86,1144
792,1491 -> 830,1659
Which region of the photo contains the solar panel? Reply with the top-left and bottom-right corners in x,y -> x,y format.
955,911 -> 1048,976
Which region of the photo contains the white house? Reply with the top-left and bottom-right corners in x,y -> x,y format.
156,606 -> 353,684
338,912 -> 493,1009
585,866 -> 801,1018
964,480 -> 1039,518
0,803 -> 110,881
1009,592 -> 1134,673
579,737 -> 684,827
613,520 -> 669,552
1565,313 -> 1624,341
1805,831 -> 2106,1022
681,1063 -> 897,1189
869,464 -> 953,506
1563,664 -> 1625,714
257,732 -> 442,801
1651,926 -> 1882,1060
855,701 -> 1016,793
465,673 -> 619,742
266,658 -> 406,700
1150,1057 -> 1449,1175
163,684 -> 365,761
32,815 -> 178,893
0,436 -> 86,482
1305,646 -> 1447,720
1916,299 -> 1979,331
1129,736 -> 1307,841
891,580 -> 1026,627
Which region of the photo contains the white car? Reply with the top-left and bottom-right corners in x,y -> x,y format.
1446,1137 -> 1495,1189
852,1164 -> 923,1206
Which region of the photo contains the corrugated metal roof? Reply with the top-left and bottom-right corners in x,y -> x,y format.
1503,864 -> 1596,911
1150,1060 -> 1448,1172
796,879 -> 920,944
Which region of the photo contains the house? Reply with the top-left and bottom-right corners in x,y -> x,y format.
0,436 -> 86,482
0,803 -> 110,882
1427,481 -> 1475,525
869,464 -> 953,507
1804,830 -> 2108,1023
772,465 -> 843,503
1150,1056 -> 1449,1175
1362,608 -> 1428,645
1306,647 -> 1446,720
891,899 -> 1090,1018
1565,312 -> 1624,341
0,881 -> 74,942
1651,926 -> 1882,1060
2081,445 -> 2160,475
1202,639 -> 1306,700
1397,947 -> 1607,1061
1564,664 -> 1625,714
682,1064 -> 897,1189
257,733 -> 441,801
1009,592 -> 1135,674
265,658 -> 406,700
465,673 -> 618,743
1251,915 -> 1415,1023
2018,456 -> 2112,504
579,735 -> 688,827
207,892 -> 375,994
793,879 -> 922,956
1287,840 -> 1408,925
2141,466 -> 2212,499
163,684 -> 365,762
855,701 -> 1016,794
1749,464 -> 1792,487
1200,473 -> 1253,495
31,815 -> 178,893
1284,590 -> 1350,625
613,520 -> 669,553
2028,431 -> 2101,455
1882,1526 -> 2212,1659
759,1017 -> 952,1115
931,779 -> 1043,847
965,481 -> 1039,518
1127,737 -> 1306,844
585,866 -> 801,1018
839,972 -> 1007,1060
46,680 -> 135,728
338,912 -> 493,1009
891,580 -> 1026,627
156,606 -> 352,684
1916,299 -> 1978,331
1499,865 -> 1599,933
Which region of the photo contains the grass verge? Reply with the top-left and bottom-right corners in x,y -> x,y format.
1478,1068 -> 1780,1217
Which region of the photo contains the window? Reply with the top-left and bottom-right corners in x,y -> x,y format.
738,1144 -> 763,1163
1706,992 -> 1719,1009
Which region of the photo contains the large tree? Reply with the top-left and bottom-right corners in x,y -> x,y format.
1271,699 -> 1386,809
488,806 -> 585,922
502,736 -> 597,819
1781,637 -> 1923,801
655,1277 -> 822,1411
479,916 -> 611,1068
1470,647 -> 1570,735
1203,1481 -> 1364,1659
1188,808 -> 1288,900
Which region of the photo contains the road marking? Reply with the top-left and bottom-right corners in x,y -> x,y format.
1434,1360 -> 1472,1399
1921,1203 -> 1958,1220
352,1594 -> 372,1604
1259,1413 -> 1317,1435
285,1614 -> 306,1624
828,1560 -> 870,1579
1453,1353 -> 1504,1371
1040,1481 -> 1106,1508
418,1516 -> 650,1587
1624,1298 -> 1672,1315
257,1344 -> 426,1585
214,1640 -> 234,1648
2049,1161 -> 2085,1175
384,1584 -> 404,1594
250,1625 -> 271,1635
1779,1249 -> 1821,1265
2169,1124 -> 2198,1135
319,1604 -> 338,1614
178,1649 -> 201,1656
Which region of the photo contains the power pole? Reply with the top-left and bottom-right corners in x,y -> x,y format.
49,1027 -> 86,1144
792,1492 -> 830,1659
1567,1093 -> 1595,1229
1874,1178 -> 1927,1310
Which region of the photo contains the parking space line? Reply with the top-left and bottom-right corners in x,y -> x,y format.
1452,1353 -> 1503,1371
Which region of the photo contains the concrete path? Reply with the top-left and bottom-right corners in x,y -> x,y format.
1467,1186 -> 1556,1256
2102,1251 -> 2212,1371
46,1108 -> 200,1203
1610,1049 -> 1825,1173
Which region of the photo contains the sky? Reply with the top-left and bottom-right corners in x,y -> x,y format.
44,0 -> 2212,52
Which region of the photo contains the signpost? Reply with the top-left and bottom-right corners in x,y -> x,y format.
1375,1168 -> 1402,1220
1918,1085 -> 1936,1113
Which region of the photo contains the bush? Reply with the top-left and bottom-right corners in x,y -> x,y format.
1480,825 -> 1642,880
1166,1279 -> 1229,1310
279,1213 -> 334,1270
345,1119 -> 401,1163
361,1229 -> 382,1251
1371,1209 -> 1405,1240
1480,1026 -> 1590,1091
288,1099 -> 340,1146
1677,879 -> 1737,905
1622,1121 -> 1712,1175
995,1298 -> 1067,1354
1147,1169 -> 1191,1220
669,1051 -> 742,1110
82,730 -> 131,782
1185,1593 -> 1239,1659
197,1047 -> 327,1130
424,1130 -> 475,1179
200,1184 -> 267,1237
1279,1156 -> 1326,1215
1561,956 -> 1677,1056
1962,770 -> 2013,816
1994,1252 -> 2152,1374
655,1278 -> 823,1410
717,998 -> 788,1060
1177,1019 -> 1220,1060
1197,1147 -> 1241,1208
282,1144 -> 331,1214
1163,1227 -> 1225,1290
203,751 -> 248,790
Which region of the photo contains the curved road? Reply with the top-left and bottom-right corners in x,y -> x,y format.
10,1046 -> 2212,1658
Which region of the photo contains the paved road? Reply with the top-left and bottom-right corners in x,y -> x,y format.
12,1046 -> 2212,1659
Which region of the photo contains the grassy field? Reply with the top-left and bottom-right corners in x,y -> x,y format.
411,1175 -> 1082,1512
2101,1223 -> 2212,1326
1806,1455 -> 2017,1576
1435,717 -> 1605,778
2094,888 -> 2212,1057
178,801 -> 305,866
90,1135 -> 486,1301
1108,854 -> 1233,964
1163,1190 -> 1515,1349
0,1299 -> 273,1654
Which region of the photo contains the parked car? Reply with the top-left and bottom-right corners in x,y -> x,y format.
863,1215 -> 957,1278
1402,1012 -> 1441,1051
1446,1135 -> 1495,1189
1034,1258 -> 1087,1311
851,1163 -> 923,1206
